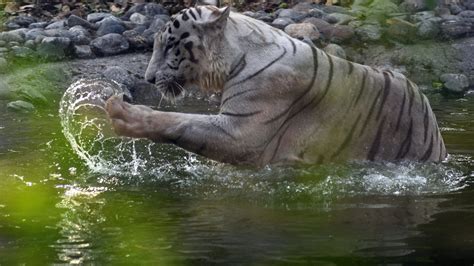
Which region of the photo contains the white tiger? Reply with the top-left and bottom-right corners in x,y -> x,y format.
106,6 -> 447,166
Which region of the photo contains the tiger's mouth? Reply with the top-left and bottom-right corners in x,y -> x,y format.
155,77 -> 186,100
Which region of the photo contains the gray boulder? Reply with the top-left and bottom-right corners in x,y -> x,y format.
103,66 -> 136,88
278,9 -> 308,22
123,30 -> 148,50
69,26 -> 91,45
440,73 -> 470,93
25,28 -> 45,41
74,45 -> 95,59
411,11 -> 436,23
329,25 -> 354,44
37,37 -> 72,59
302,17 -> 333,39
271,18 -> 295,29
130,13 -> 150,25
87,12 -> 113,23
90,33 -> 129,55
386,18 -> 417,42
28,22 -> 48,29
96,20 -> 126,36
67,15 -> 95,29
45,20 -> 66,30
326,13 -> 355,25
416,18 -> 442,39
7,15 -> 37,27
0,29 -> 26,43
323,43 -> 346,59
284,23 -> 320,42
355,23 -> 383,42
441,16 -> 471,38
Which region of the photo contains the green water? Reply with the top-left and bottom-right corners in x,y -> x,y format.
0,76 -> 473,264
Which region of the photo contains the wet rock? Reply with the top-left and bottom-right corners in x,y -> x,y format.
284,23 -> 320,42
0,57 -> 7,74
278,9 -> 308,22
90,33 -> 129,56
386,18 -> 417,42
103,66 -> 136,88
74,45 -> 95,59
122,3 -> 168,20
123,30 -> 148,50
326,13 -> 355,25
400,0 -> 427,13
69,26 -> 91,45
7,15 -> 37,28
17,88 -> 48,105
411,11 -> 436,23
24,40 -> 36,49
11,46 -> 34,58
25,28 -> 45,41
87,12 -> 113,23
329,25 -> 354,44
323,43 -> 346,59
29,22 -> 48,29
271,17 -> 295,29
7,100 -> 35,113
355,23 -> 383,42
37,37 -> 72,59
67,15 -> 95,29
440,16 -> 471,38
0,29 -> 26,43
130,13 -> 150,25
303,17 -> 333,38
416,18 -> 442,39
45,20 -> 66,30
96,19 -> 126,36
440,73 -> 469,93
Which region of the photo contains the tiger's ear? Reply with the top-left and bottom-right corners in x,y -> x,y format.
197,6 -> 230,30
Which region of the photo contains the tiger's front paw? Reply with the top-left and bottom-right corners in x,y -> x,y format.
105,95 -> 151,138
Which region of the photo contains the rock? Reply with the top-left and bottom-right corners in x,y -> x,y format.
7,15 -> 37,27
96,20 -> 126,36
17,88 -> 48,105
323,15 -> 339,24
400,0 -> 428,13
73,45 -> 95,59
5,22 -> 21,30
449,4 -> 464,15
0,57 -> 7,74
440,73 -> 470,93
329,25 -> 354,44
29,22 -> 48,29
355,23 -> 383,42
416,18 -> 441,39
8,41 -> 20,48
271,17 -> 295,29
95,15 -> 124,27
292,2 -> 318,13
147,16 -> 167,33
87,12 -> 113,23
69,26 -> 91,45
122,3 -> 168,20
67,15 -> 95,29
130,13 -> 150,25
326,13 -> 355,25
123,30 -> 148,50
7,100 -> 35,113
0,29 -> 26,43
43,29 -> 75,39
37,37 -> 72,59
254,11 -> 274,23
323,43 -> 346,59
411,11 -> 436,23
24,40 -> 35,49
361,0 -> 400,21
302,17 -> 333,38
459,10 -> 474,23
25,28 -> 45,41
45,20 -> 66,30
278,9 -> 307,22
307,8 -> 326,19
0,41 -> 6,47
103,66 -> 136,88
322,5 -> 352,15
284,23 -> 320,42
10,46 -> 34,58
90,33 -> 129,56
452,37 -> 474,85
0,80 -> 14,99
440,16 -> 471,38
386,18 -> 417,42
435,7 -> 451,18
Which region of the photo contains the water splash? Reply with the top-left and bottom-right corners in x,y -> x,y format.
59,78 -> 178,176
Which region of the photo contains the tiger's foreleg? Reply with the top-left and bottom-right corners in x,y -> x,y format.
106,95 -> 257,164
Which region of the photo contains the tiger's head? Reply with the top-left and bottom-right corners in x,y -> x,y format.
145,6 -> 231,99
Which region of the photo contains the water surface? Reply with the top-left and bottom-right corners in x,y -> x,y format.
0,79 -> 473,264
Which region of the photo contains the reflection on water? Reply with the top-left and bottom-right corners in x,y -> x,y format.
0,83 -> 473,264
